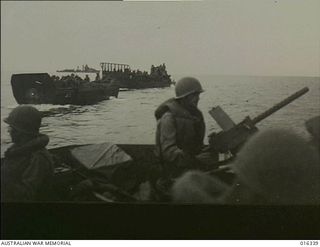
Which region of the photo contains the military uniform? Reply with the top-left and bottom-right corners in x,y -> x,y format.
1,134 -> 54,202
155,98 -> 207,177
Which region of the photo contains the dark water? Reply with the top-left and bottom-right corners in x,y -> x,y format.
1,71 -> 319,157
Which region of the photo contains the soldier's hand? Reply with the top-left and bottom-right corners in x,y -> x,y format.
195,152 -> 219,169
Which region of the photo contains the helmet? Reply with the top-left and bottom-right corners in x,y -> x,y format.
233,129 -> 320,204
175,77 -> 204,99
305,115 -> 320,140
4,106 -> 42,135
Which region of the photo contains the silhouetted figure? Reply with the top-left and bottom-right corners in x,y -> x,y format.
225,129 -> 320,204
305,115 -> 320,152
95,72 -> 100,81
1,106 -> 54,202
173,128 -> 320,204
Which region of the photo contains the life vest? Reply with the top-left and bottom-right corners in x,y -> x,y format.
155,98 -> 205,157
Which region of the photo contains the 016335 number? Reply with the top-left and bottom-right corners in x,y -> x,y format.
300,241 -> 319,246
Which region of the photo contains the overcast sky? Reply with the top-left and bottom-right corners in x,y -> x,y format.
1,0 -> 319,76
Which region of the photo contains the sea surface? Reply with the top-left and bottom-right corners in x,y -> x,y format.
1,70 -> 319,157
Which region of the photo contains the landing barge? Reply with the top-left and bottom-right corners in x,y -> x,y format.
11,73 -> 119,105
100,62 -> 175,89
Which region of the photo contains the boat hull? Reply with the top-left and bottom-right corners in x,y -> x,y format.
116,79 -> 172,89
1,143 -> 234,203
11,73 -> 119,105
49,143 -> 234,202
101,69 -> 174,89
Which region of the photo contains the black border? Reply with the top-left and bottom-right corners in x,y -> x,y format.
1,203 -> 320,239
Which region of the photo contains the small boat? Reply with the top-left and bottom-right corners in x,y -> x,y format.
11,73 -> 119,105
50,143 -> 234,203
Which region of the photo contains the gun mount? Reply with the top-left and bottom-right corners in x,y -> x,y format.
208,87 -> 309,154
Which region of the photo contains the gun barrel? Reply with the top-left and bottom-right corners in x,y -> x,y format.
251,87 -> 309,125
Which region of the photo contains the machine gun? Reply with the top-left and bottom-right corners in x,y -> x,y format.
208,87 -> 309,154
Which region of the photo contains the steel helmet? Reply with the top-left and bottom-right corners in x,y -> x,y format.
305,115 -> 320,140
4,105 -> 42,135
175,77 -> 204,99
233,129 -> 320,204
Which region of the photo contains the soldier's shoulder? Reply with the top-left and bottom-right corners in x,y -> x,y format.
160,111 -> 174,121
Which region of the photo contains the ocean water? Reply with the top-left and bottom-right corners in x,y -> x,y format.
1,71 -> 319,157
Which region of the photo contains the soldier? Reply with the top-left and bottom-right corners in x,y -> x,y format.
95,72 -> 100,81
172,128 -> 320,204
305,115 -> 320,152
1,106 -> 54,202
155,77 -> 218,180
223,129 -> 320,204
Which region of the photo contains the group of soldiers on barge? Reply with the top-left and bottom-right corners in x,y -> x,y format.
50,74 -> 92,90
1,77 -> 320,204
52,63 -> 172,88
100,63 -> 172,86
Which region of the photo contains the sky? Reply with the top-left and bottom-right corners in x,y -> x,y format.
1,0 -> 320,76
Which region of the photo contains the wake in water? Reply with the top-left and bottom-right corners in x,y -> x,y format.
41,105 -> 89,118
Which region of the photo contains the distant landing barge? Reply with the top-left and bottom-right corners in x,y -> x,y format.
100,62 -> 175,89
10,62 -> 174,105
